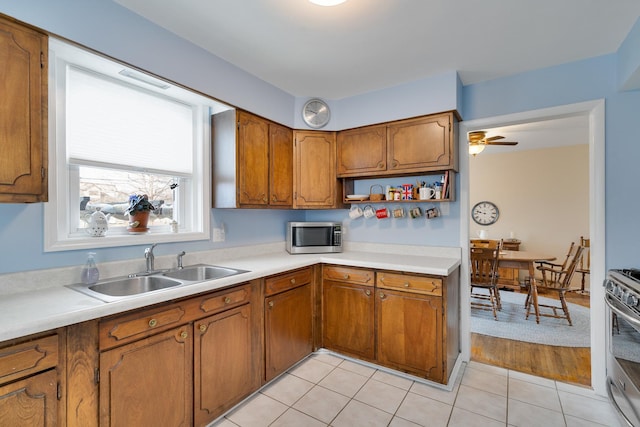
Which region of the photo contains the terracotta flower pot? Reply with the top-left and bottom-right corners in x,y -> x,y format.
127,210 -> 151,233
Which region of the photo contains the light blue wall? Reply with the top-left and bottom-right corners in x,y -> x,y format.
462,53 -> 640,269
0,3 -> 638,274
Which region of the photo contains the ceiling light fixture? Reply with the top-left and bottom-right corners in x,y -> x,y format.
468,144 -> 486,156
309,0 -> 348,6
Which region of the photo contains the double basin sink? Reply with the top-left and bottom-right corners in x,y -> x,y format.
68,264 -> 249,303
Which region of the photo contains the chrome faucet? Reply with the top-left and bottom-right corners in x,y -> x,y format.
145,243 -> 157,273
177,251 -> 186,269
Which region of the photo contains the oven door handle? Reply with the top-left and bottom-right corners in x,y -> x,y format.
605,294 -> 640,329
606,376 -> 639,427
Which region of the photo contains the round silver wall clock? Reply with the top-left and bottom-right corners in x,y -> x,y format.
302,98 -> 330,129
471,201 -> 500,225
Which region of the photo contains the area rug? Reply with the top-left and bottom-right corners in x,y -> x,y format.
470,290 -> 590,347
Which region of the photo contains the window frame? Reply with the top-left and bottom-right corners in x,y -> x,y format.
44,38 -> 222,252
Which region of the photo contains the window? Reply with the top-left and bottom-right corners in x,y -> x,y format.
45,39 -> 229,251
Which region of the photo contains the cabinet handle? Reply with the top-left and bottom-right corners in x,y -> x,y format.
180,331 -> 188,339
290,278 -> 296,285
379,276 -> 385,282
365,289 -> 371,296
379,292 -> 386,299
224,296 -> 232,304
343,274 -> 349,279
199,324 -> 207,333
148,318 -> 158,328
268,301 -> 274,308
404,282 -> 410,288
263,196 -> 268,202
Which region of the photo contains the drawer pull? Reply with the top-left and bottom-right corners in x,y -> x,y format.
343,274 -> 349,280
365,289 -> 371,296
404,282 -> 410,288
199,324 -> 207,333
180,331 -> 188,339
379,292 -> 386,299
224,297 -> 232,304
148,319 -> 158,328
290,278 -> 296,285
380,276 -> 385,281
268,301 -> 274,308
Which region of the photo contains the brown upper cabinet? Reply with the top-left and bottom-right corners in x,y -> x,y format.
337,111 -> 458,178
0,16 -> 48,203
293,131 -> 344,209
236,111 -> 293,208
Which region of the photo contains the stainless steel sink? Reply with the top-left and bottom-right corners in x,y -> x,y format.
67,264 -> 250,303
88,276 -> 182,297
162,264 -> 249,282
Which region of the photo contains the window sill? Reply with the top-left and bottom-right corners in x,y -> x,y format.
44,231 -> 209,252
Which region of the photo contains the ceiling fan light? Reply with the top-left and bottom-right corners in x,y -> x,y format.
309,0 -> 348,6
468,144 -> 486,156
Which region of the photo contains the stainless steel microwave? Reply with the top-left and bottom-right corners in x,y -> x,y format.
286,222 -> 342,254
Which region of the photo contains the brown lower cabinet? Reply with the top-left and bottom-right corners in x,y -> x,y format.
264,267 -> 314,381
0,334 -> 61,426
322,265 -> 459,384
96,281 -> 260,427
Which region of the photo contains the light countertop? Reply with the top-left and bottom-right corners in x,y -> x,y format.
0,243 -> 461,343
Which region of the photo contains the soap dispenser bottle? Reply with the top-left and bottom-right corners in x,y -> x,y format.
81,252 -> 100,285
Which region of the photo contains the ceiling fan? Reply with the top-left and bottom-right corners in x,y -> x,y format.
468,130 -> 518,156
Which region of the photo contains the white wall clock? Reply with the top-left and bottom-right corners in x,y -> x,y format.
302,98 -> 330,129
471,201 -> 499,225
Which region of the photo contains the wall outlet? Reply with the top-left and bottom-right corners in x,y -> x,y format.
213,227 -> 225,242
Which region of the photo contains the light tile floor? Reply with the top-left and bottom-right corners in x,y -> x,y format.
212,353 -> 622,427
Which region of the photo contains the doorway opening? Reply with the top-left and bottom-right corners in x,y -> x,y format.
458,100 -> 606,394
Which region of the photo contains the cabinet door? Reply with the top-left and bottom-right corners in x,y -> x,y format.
336,125 -> 387,177
237,111 -> 269,206
293,131 -> 340,208
323,281 -> 375,360
194,304 -> 254,426
100,326 -> 193,427
387,113 -> 453,173
269,123 -> 293,207
0,369 -> 57,426
265,283 -> 313,381
377,289 -> 443,382
0,17 -> 47,203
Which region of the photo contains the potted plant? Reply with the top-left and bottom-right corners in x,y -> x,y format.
126,194 -> 155,233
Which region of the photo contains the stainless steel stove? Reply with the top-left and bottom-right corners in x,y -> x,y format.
605,269 -> 640,426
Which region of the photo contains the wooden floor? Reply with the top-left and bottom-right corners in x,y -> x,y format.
471,289 -> 592,387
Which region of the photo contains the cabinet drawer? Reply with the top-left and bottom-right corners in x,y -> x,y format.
100,302 -> 189,350
323,265 -> 374,286
0,334 -> 58,384
197,284 -> 251,316
377,272 -> 442,296
265,267 -> 312,296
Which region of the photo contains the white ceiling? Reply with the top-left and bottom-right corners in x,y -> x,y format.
114,0 -> 640,100
114,0 -> 636,151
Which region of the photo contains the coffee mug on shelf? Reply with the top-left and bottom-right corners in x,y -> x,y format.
349,205 -> 364,219
419,187 -> 435,200
363,205 -> 376,218
375,207 -> 390,219
426,207 -> 440,219
392,207 -> 405,218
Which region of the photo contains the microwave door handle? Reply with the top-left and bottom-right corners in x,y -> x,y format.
605,294 -> 640,330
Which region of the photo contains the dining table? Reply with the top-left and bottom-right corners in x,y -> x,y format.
497,250 -> 557,324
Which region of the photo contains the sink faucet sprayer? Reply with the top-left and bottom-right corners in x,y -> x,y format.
145,243 -> 157,273
177,251 -> 186,269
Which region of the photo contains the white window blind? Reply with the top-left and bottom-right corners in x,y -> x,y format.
66,66 -> 193,174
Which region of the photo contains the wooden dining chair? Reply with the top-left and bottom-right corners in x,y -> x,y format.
470,243 -> 502,320
576,236 -> 590,293
527,245 -> 585,325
